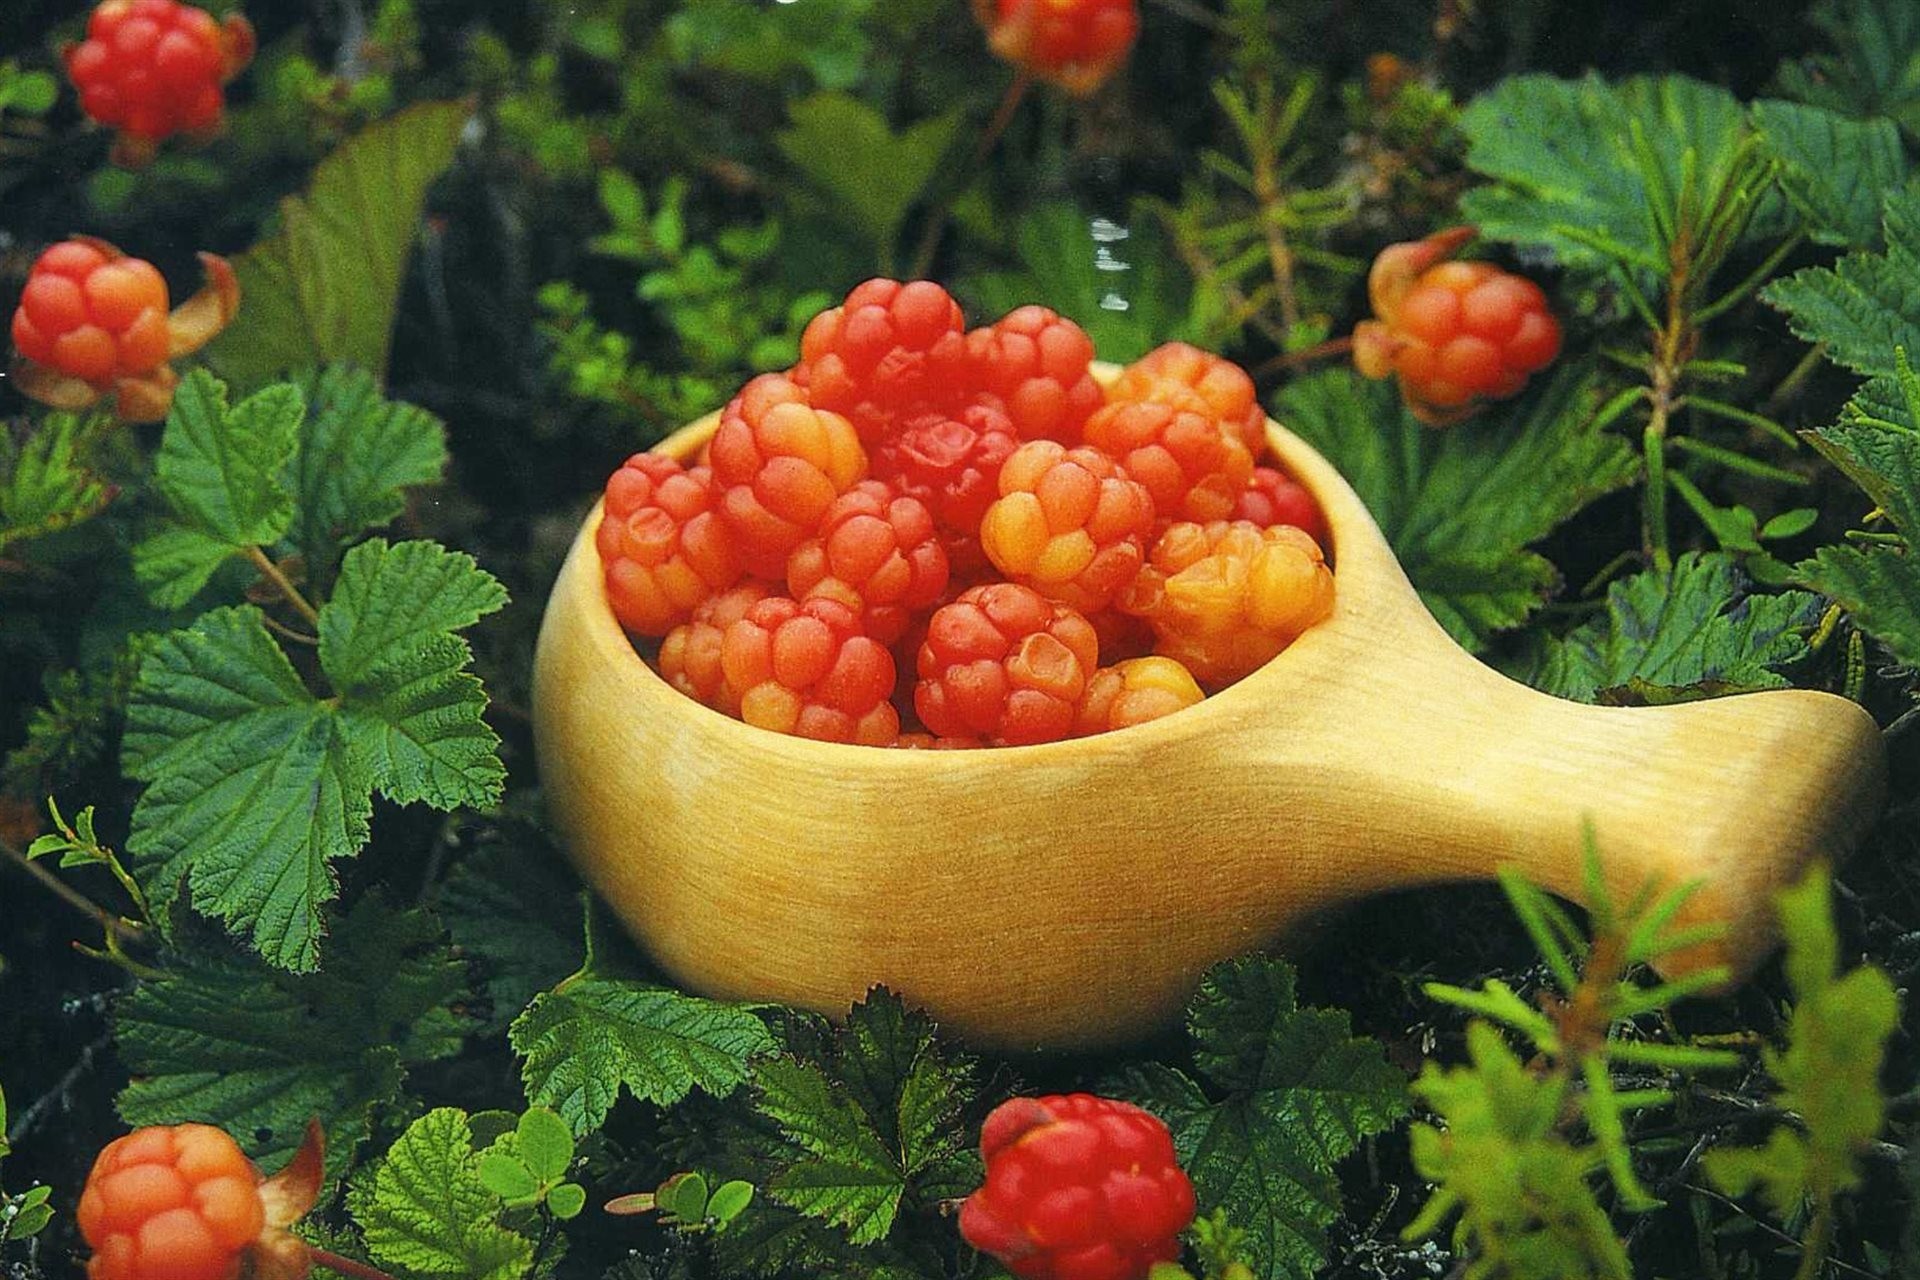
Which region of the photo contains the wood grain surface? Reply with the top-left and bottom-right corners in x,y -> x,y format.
531,404 -> 1887,1050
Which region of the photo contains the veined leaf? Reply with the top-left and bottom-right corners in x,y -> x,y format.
1765,186 -> 1920,378
1773,0 -> 1920,137
1801,543 -> 1920,667
775,93 -> 961,259
349,1108 -> 535,1280
0,413 -> 113,554
1752,99 -> 1912,249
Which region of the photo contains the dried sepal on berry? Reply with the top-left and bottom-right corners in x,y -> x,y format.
66,0 -> 257,168
9,237 -> 238,424
971,0 -> 1139,96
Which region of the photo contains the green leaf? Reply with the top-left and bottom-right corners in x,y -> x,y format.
476,1150 -> 541,1203
206,101 -> 471,385
514,1107 -> 575,1184
123,606 -> 369,970
510,912 -> 776,1135
320,539 -> 507,688
666,0 -> 875,90
1752,99 -> 1911,248
755,1057 -> 903,1245
1801,543 -> 1920,666
1808,369 -> 1920,536
134,372 -> 304,608
708,1180 -> 756,1226
1278,367 -> 1638,650
436,825 -> 586,1034
289,366 -> 449,581
548,1181 -> 587,1220
775,93 -> 961,258
1,1183 -> 54,1241
1773,0 -> 1920,137
0,413 -> 112,554
115,894 -> 470,1178
1121,957 -> 1408,1280
349,1108 -> 535,1280
1765,186 -> 1920,378
1459,75 -> 1759,272
1529,552 -> 1823,704
959,201 -> 1207,363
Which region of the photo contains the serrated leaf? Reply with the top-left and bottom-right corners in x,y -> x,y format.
0,413 -> 112,554
1459,75 -> 1761,271
206,101 -> 471,385
350,1108 -> 535,1280
1278,367 -> 1637,650
1774,0 -> 1920,137
1121,957 -> 1409,1280
1801,543 -> 1920,666
775,93 -> 960,255
511,921 -> 776,1134
756,1057 -> 905,1245
959,201 -> 1207,363
437,828 -> 586,1034
133,373 -> 304,607
115,894 -> 470,1177
1752,99 -> 1911,248
1530,552 -> 1823,704
1765,186 -> 1920,378
1809,373 -> 1920,535
124,606 -> 369,970
290,366 -> 449,580
320,539 -> 508,689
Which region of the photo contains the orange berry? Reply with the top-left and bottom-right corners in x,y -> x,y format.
1132,521 -> 1334,686
980,441 -> 1156,612
786,481 -> 949,645
1075,656 -> 1205,734
598,454 -> 740,636
1080,398 -> 1254,524
720,596 -> 899,744
710,373 -> 868,577
915,582 -> 1100,745
79,1124 -> 267,1280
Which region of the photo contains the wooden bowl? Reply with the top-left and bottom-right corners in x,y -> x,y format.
532,404 -> 1886,1051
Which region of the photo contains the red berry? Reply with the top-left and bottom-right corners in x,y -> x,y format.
973,0 -> 1139,96
794,278 -> 968,444
721,595 -> 899,744
1075,656 -> 1204,734
964,306 -> 1105,442
786,480 -> 951,645
658,580 -> 777,716
1110,343 -> 1266,455
78,1124 -> 266,1280
980,441 -> 1156,613
67,1 -> 255,155
1352,229 -> 1562,425
873,397 -> 1021,574
959,1093 -> 1196,1280
892,731 -> 984,749
915,583 -> 1099,745
1128,521 -> 1334,686
1233,466 -> 1328,548
11,239 -> 170,382
598,455 -> 741,636
1081,397 -> 1254,524
709,373 -> 869,577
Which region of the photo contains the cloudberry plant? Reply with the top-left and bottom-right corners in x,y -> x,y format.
1127,521 -> 1335,686
794,278 -> 967,443
9,236 -> 238,422
787,481 -> 950,645
659,581 -> 777,716
959,1093 -> 1196,1280
1111,343 -> 1267,454
66,0 -> 256,167
1081,397 -> 1255,525
972,0 -> 1139,96
873,398 -> 1022,575
78,1122 -> 328,1280
709,372 -> 868,577
980,440 -> 1156,612
598,454 -> 740,636
720,595 -> 899,744
1075,656 -> 1205,734
965,305 -> 1105,442
1234,466 -> 1329,548
1352,225 -> 1562,425
915,582 -> 1099,745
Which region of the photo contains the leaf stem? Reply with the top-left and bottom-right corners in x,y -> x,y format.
247,546 -> 322,628
908,72 -> 1032,279
0,837 -> 148,950
309,1248 -> 399,1280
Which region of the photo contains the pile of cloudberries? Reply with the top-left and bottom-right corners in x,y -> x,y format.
597,279 -> 1336,748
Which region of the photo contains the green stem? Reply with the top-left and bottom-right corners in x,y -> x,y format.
1643,411 -> 1672,573
1792,1196 -> 1834,1280
0,838 -> 149,950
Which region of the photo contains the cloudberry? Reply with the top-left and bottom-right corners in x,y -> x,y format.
1075,656 -> 1205,735
1130,521 -> 1335,686
1081,398 -> 1254,524
959,1094 -> 1195,1280
972,0 -> 1139,96
964,306 -> 1105,442
658,580 -> 777,716
709,373 -> 868,577
892,731 -> 984,749
915,583 -> 1099,745
1110,343 -> 1267,455
721,596 -> 899,744
873,398 -> 1021,575
78,1122 -> 323,1280
67,0 -> 256,166
1352,226 -> 1562,425
787,481 -> 949,645
1234,466 -> 1328,548
794,279 -> 967,443
980,441 -> 1156,612
9,237 -> 238,423
598,455 -> 740,636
